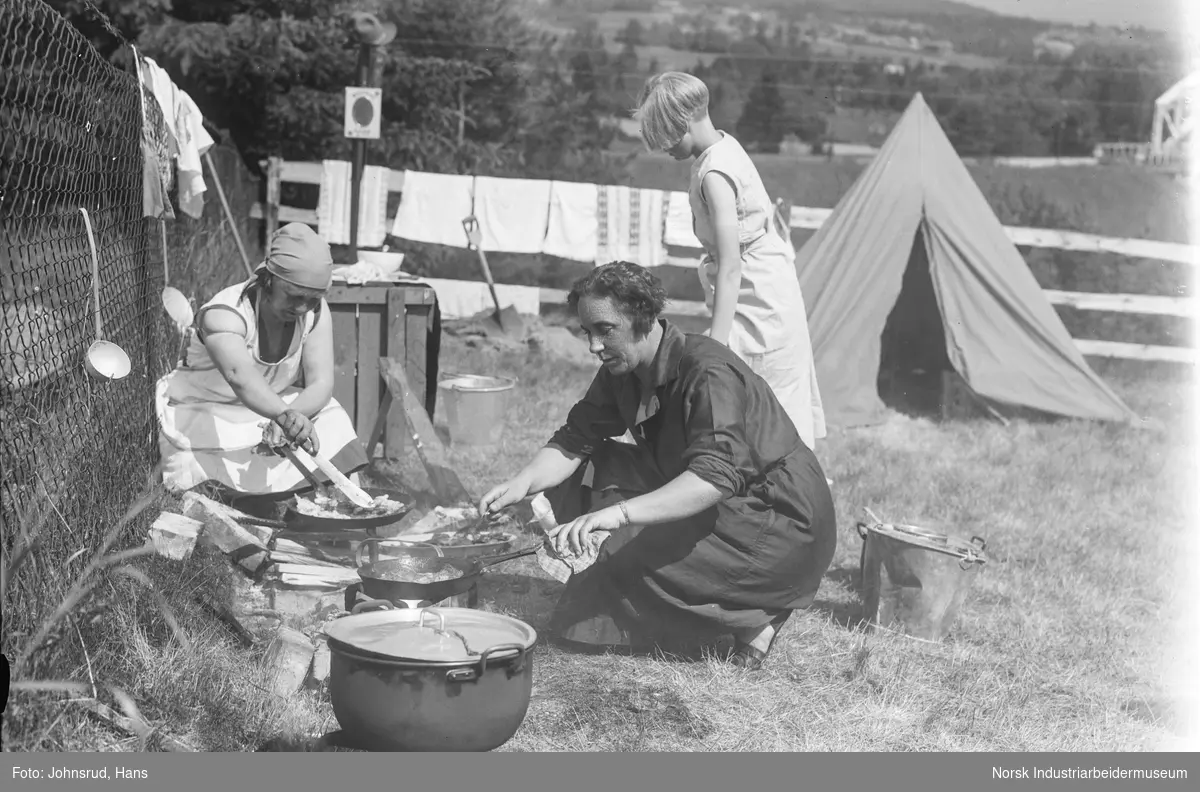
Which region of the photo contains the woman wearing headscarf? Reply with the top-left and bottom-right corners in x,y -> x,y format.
479,262 -> 836,670
156,223 -> 368,510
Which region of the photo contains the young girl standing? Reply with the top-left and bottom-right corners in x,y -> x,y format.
634,72 -> 826,450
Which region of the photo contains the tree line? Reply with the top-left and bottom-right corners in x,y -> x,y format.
601,6 -> 1179,157
49,0 -> 1184,182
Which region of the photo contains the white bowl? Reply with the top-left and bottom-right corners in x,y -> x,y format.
84,340 -> 131,380
161,287 -> 193,332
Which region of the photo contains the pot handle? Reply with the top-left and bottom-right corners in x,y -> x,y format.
445,642 -> 528,684
351,598 -> 395,614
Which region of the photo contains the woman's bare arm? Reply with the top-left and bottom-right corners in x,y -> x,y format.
200,309 -> 292,420
702,170 -> 743,347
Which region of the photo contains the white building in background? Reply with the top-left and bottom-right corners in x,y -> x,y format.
1151,71 -> 1197,161
1034,38 -> 1076,60
1094,70 -> 1196,169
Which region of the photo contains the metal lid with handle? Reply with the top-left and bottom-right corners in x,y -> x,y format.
323,606 -> 537,665
857,507 -> 988,569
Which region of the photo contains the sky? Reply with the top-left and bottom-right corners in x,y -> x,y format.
953,0 -> 1185,32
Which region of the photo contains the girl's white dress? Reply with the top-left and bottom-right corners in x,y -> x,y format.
688,132 -> 826,448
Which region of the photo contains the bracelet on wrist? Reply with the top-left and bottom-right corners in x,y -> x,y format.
617,500 -> 631,527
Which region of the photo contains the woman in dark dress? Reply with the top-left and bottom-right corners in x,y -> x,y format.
479,262 -> 837,669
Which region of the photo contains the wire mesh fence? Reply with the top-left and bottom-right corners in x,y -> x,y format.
1,0 -> 174,555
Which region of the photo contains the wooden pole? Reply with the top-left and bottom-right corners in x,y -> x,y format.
204,150 -> 253,277
348,45 -> 369,256
349,42 -> 387,257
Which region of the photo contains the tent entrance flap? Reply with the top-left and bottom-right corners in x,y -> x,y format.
877,226 -> 953,418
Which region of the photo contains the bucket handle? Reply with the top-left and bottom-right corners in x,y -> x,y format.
958,536 -> 989,570
438,371 -> 519,391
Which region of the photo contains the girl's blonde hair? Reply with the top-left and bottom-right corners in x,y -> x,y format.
633,72 -> 709,151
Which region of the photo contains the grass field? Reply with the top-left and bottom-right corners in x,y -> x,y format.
5,322 -> 1196,752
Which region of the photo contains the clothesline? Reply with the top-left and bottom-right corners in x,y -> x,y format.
309,162 -> 791,268
320,166 -> 693,267
260,158 -> 1199,268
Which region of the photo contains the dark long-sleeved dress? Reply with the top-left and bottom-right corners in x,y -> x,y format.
543,319 -> 837,649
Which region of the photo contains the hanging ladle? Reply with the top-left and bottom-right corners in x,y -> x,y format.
160,222 -> 193,334
158,221 -> 194,366
80,207 -> 131,381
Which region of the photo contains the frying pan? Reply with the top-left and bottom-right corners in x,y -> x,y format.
357,532 -> 517,562
355,544 -> 541,607
236,487 -> 411,533
282,486 -> 411,532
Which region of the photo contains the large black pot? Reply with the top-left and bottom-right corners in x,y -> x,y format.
323,608 -> 537,752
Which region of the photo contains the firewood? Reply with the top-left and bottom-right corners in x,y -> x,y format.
264,627 -> 315,697
181,492 -> 270,575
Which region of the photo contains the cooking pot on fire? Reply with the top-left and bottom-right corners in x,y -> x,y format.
321,607 -> 537,752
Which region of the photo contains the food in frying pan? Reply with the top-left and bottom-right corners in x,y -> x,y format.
427,529 -> 512,547
373,559 -> 464,584
402,505 -> 521,546
293,491 -> 405,519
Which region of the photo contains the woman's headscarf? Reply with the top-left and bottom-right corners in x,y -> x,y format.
257,223 -> 333,290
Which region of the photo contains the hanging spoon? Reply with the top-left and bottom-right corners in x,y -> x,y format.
80,207 -> 131,381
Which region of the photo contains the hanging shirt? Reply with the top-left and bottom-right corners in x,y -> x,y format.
138,56 -> 214,219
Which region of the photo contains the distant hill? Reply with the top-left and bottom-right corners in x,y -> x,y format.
670,0 -> 1001,18
785,0 -> 997,17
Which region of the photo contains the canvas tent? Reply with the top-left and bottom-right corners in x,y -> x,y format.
793,93 -> 1137,428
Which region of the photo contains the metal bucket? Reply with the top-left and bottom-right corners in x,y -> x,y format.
856,516 -> 988,643
437,373 -> 517,447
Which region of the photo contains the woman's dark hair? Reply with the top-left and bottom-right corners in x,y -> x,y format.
567,261 -> 667,336
239,266 -> 323,321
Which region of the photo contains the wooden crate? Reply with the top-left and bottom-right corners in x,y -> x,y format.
325,283 -> 440,460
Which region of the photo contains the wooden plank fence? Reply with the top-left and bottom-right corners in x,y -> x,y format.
253,158 -> 1197,364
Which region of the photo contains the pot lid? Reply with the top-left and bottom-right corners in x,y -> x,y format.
323,607 -> 537,664
863,521 -> 988,563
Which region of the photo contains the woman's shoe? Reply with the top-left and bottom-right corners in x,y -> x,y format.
728,611 -> 792,671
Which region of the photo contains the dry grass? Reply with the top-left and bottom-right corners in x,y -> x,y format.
3,505 -> 335,752
394,337 -> 1196,752
4,328 -> 1195,752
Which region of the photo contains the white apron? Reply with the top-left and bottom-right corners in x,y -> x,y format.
156,280 -> 365,494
